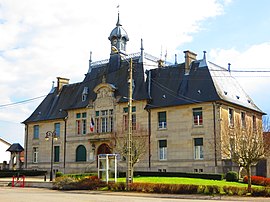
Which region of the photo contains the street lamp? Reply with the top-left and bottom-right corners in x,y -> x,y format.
111,46 -> 133,190
45,131 -> 58,181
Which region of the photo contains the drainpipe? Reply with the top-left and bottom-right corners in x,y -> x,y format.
212,102 -> 218,171
147,109 -> 151,169
24,124 -> 28,169
63,112 -> 68,174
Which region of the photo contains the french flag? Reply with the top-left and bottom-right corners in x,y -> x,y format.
90,118 -> 95,132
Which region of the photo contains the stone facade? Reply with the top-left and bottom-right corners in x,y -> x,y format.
23,13 -> 264,176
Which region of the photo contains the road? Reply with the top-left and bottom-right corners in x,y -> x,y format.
1,187 -> 270,202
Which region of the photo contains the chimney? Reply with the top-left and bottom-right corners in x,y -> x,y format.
57,77 -> 69,93
184,50 -> 197,75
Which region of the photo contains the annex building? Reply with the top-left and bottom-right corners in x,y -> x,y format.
23,13 -> 264,176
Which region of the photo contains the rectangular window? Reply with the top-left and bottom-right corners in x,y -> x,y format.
96,109 -> 114,133
33,147 -> 38,163
82,112 -> 87,118
54,123 -> 60,137
33,125 -> 39,139
194,138 -> 203,160
193,108 -> 203,126
82,119 -> 87,134
110,116 -> 113,132
228,108 -> 234,127
159,140 -> 167,160
123,106 -> 136,113
76,120 -> 81,135
253,115 -> 257,130
76,113 -> 81,119
95,118 -> 100,133
54,146 -> 60,162
158,111 -> 167,129
241,112 -> 246,128
123,114 -> 136,131
101,117 -> 108,132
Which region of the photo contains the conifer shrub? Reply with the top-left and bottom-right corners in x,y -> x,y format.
225,171 -> 238,182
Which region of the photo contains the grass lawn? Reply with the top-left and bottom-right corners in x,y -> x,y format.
117,177 -> 259,188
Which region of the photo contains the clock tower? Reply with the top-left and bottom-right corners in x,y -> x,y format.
108,12 -> 129,55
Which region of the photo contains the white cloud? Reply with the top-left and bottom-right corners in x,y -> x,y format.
0,0 -> 227,144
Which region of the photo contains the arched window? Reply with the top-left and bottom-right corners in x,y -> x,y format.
76,145 -> 86,162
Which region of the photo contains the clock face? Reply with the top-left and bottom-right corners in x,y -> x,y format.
112,39 -> 117,45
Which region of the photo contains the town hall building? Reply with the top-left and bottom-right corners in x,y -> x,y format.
23,13 -> 264,176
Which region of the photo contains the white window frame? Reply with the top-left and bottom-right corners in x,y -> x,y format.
158,140 -> 167,160
33,147 -> 38,163
193,108 -> 203,126
158,111 -> 167,129
194,138 -> 203,160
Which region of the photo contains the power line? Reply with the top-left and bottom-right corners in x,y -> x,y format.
0,95 -> 46,109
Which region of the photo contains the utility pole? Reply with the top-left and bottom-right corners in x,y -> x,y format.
126,57 -> 133,190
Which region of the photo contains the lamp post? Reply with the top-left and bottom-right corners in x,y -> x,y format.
111,46 -> 133,190
45,131 -> 58,181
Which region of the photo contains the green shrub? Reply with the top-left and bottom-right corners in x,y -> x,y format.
107,182 -> 126,191
56,171 -> 63,178
53,175 -> 106,190
225,171 -> 238,182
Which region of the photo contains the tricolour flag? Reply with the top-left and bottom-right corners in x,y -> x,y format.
90,117 -> 95,132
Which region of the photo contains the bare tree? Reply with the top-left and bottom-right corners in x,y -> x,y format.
221,116 -> 270,193
114,128 -> 148,168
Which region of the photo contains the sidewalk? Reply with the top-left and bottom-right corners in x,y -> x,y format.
0,176 -> 52,188
1,177 -> 270,201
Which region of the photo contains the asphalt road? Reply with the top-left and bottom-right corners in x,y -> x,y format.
1,187 -> 270,202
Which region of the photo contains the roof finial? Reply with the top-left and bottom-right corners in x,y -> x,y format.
203,51 -> 207,60
88,51 -> 93,73
52,81 -> 55,88
175,54 -> 177,65
139,38 -> 144,63
116,5 -> 121,26
89,51 -> 92,63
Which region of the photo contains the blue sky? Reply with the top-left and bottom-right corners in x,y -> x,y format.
0,0 -> 270,145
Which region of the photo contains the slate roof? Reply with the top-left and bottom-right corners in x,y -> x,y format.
6,143 -> 24,152
23,56 -> 149,123
23,55 -> 264,124
146,59 -> 263,114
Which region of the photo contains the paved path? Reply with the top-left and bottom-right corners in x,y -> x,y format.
1,187 -> 270,202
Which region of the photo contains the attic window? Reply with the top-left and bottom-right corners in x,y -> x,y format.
247,100 -> 251,103
162,95 -> 166,99
82,87 -> 89,94
224,91 -> 228,95
82,87 -> 89,102
197,90 -> 201,94
236,95 -> 240,99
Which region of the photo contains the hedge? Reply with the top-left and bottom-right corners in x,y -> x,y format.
119,171 -> 223,180
0,170 -> 47,178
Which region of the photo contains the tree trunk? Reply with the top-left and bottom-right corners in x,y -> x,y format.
246,165 -> 252,193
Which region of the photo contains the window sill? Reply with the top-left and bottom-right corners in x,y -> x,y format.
159,159 -> 167,161
194,158 -> 204,160
158,127 -> 167,131
192,125 -> 203,128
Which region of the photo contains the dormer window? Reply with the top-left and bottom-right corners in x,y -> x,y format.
82,87 -> 89,102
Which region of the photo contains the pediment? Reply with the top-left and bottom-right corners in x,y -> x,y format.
94,83 -> 117,99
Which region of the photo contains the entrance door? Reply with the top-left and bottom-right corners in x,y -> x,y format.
96,143 -> 111,167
